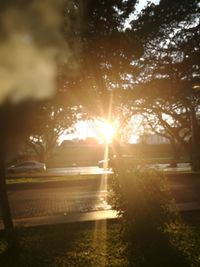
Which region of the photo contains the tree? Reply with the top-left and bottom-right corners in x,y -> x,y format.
25,98 -> 77,163
59,1 -> 199,168
59,0 -> 142,116
113,0 -> 200,168
66,1 -> 199,153
133,91 -> 192,161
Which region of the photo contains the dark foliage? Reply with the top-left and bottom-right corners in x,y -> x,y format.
111,166 -> 200,266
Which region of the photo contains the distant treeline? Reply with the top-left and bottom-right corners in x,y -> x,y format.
47,143 -> 188,167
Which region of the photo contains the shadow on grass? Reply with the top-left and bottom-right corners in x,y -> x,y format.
0,220 -> 127,267
0,216 -> 200,267
0,222 -> 88,267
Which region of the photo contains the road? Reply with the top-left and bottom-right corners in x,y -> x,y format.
4,175 -> 111,220
47,166 -> 112,176
7,166 -> 113,178
6,163 -> 192,179
1,164 -> 200,224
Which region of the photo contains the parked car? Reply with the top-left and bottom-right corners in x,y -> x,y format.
98,159 -> 111,169
6,161 -> 46,173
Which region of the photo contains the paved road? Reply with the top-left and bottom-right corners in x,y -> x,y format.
1,164 -> 200,226
3,175 -> 111,220
47,166 -> 112,175
6,163 -> 191,179
2,173 -> 200,220
149,163 -> 191,172
7,166 -> 112,178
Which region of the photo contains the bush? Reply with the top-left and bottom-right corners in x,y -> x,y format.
110,166 -> 199,267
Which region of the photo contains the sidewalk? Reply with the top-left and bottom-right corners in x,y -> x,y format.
1,201 -> 200,230
0,210 -> 118,229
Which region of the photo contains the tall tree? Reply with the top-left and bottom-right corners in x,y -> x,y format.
114,0 -> 200,168
25,98 -> 77,163
60,0 -> 141,117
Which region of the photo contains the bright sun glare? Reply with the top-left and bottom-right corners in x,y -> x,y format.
58,119 -> 116,145
95,121 -> 116,143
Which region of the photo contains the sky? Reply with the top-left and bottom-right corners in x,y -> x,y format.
59,120 -> 117,144
59,116 -> 143,145
124,0 -> 160,28
135,0 -> 160,14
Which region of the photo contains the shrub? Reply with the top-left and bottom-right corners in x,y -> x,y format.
110,166 -> 199,267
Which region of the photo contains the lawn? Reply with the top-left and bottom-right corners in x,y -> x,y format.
0,212 -> 200,267
0,220 -> 127,267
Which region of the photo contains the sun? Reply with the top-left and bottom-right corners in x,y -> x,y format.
95,120 -> 116,143
58,119 -> 116,145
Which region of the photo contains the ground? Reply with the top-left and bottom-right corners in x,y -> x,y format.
0,211 -> 200,267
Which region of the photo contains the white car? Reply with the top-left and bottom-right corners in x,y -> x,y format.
98,159 -> 111,169
7,161 -> 46,173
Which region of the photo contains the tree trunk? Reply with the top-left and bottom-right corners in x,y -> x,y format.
170,139 -> 179,167
0,143 -> 14,232
190,105 -> 200,171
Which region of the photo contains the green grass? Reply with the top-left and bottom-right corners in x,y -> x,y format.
6,175 -> 98,185
1,213 -> 200,267
0,220 -> 127,267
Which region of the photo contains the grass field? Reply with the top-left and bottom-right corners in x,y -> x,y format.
0,212 -> 200,267
0,220 -> 127,267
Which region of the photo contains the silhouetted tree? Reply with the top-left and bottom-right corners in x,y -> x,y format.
60,0 -> 141,116
25,98 -> 77,163
113,0 -> 200,168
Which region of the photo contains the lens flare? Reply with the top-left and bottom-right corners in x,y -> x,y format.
95,121 -> 116,144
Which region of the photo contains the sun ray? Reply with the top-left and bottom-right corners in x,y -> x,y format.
92,94 -> 114,265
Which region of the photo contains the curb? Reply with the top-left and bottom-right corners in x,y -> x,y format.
0,210 -> 118,230
1,202 -> 200,230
